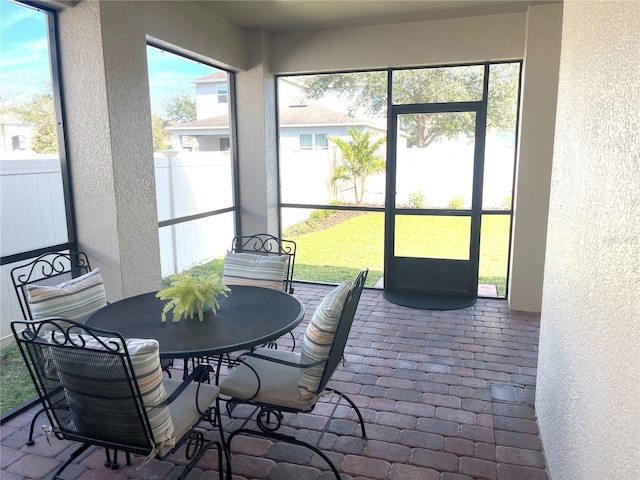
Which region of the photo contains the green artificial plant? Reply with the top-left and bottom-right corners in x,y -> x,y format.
156,273 -> 230,322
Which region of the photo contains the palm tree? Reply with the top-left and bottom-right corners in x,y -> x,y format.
329,127 -> 386,204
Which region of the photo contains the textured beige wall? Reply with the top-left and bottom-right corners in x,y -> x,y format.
270,10 -> 561,311
56,1 -> 248,300
142,1 -> 247,71
236,31 -> 281,236
58,1 -> 161,300
536,1 -> 640,479
508,4 -> 563,312
270,13 -> 526,73
54,1 -> 562,311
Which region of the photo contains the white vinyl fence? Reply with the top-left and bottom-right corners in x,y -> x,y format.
280,137 -> 515,211
1,140 -> 514,345
0,152 -> 235,345
154,151 -> 234,277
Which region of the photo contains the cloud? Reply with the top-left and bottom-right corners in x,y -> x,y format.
0,2 -> 36,31
0,37 -> 50,96
0,2 -> 50,96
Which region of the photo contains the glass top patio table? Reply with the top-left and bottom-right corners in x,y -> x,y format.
84,285 -> 305,359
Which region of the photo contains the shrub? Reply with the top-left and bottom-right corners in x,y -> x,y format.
408,191 -> 426,209
285,201 -> 345,236
448,195 -> 465,210
309,209 -> 333,223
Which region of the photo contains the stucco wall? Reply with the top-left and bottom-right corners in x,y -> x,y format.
57,1 -> 141,300
54,1 -> 561,312
270,13 -> 526,73
509,4 -> 563,311
269,10 -> 560,311
142,0 -> 247,71
536,1 -> 640,479
236,31 -> 281,236
56,1 -> 248,301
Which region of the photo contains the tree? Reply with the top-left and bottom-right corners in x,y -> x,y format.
329,127 -> 386,204
2,93 -> 57,153
151,114 -> 171,151
304,64 -> 520,148
162,89 -> 196,124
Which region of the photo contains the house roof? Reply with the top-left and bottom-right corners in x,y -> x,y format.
280,103 -> 367,126
191,72 -> 228,84
168,103 -> 388,132
169,115 -> 230,130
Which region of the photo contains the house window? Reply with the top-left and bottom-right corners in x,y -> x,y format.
299,133 -> 328,149
299,134 -> 313,149
315,133 -> 328,149
217,85 -> 228,104
219,137 -> 230,151
12,135 -> 26,150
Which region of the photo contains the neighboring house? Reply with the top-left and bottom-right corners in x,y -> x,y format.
167,76 -> 398,152
167,114 -> 230,151
0,113 -> 32,157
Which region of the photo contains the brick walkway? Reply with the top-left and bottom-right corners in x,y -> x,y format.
0,283 -> 547,480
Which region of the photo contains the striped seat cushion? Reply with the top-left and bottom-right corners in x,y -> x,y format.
51,335 -> 175,454
222,252 -> 288,290
298,282 -> 351,399
27,268 -> 107,322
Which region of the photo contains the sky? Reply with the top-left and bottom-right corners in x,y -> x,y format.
0,0 -> 219,114
0,0 -> 51,101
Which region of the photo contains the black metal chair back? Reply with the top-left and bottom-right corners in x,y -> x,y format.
231,234 -> 297,294
12,319 -> 155,453
316,268 -> 368,394
11,318 -> 226,480
10,251 -> 92,320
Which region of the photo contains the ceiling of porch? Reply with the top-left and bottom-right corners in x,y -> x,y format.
196,0 -> 559,34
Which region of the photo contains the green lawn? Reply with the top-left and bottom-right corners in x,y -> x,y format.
290,212 -> 509,295
181,212 -> 509,296
0,343 -> 36,415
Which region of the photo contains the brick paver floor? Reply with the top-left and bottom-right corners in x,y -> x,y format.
0,283 -> 547,480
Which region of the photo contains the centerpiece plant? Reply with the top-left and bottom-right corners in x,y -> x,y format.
156,273 -> 230,322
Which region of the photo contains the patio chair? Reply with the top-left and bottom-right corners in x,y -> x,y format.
224,233 -> 297,294
219,269 -> 368,480
222,233 -> 297,352
9,250 -> 173,448
189,233 -> 299,374
11,251 -> 93,322
11,318 -> 228,480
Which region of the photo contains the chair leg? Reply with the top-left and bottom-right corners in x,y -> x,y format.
263,331 -> 296,352
103,448 -> 111,467
161,358 -> 172,378
26,407 -> 46,445
104,448 -> 120,469
213,399 -> 232,478
52,443 -> 90,479
325,387 -> 367,438
176,434 -> 225,480
228,428 -> 341,480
